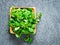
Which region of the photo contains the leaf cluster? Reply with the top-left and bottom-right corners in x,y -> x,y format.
8,7 -> 42,42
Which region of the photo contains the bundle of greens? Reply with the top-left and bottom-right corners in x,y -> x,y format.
8,7 -> 42,43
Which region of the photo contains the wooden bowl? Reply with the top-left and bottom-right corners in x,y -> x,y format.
10,7 -> 36,34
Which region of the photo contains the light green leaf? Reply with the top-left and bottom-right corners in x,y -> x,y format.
29,28 -> 34,32
15,27 -> 20,31
15,34 -> 20,38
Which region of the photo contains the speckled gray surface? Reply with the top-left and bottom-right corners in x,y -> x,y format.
0,0 -> 60,45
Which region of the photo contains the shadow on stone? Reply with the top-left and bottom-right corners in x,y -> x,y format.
9,34 -> 25,45
9,33 -> 35,45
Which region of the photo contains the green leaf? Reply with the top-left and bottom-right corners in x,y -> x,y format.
22,30 -> 29,34
29,28 -> 34,32
28,23 -> 31,26
36,12 -> 42,22
29,18 -> 33,23
15,33 -> 22,39
32,24 -> 36,29
28,38 -> 32,43
10,18 -> 14,21
8,21 -> 14,27
36,12 -> 42,23
15,27 -> 20,31
24,37 -> 29,42
15,34 -> 20,38
27,8 -> 32,12
14,21 -> 20,26
24,37 -> 32,43
38,12 -> 42,18
20,21 -> 25,27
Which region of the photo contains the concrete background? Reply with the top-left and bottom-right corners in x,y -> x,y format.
0,0 -> 60,45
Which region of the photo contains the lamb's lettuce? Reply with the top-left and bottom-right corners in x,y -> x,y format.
8,7 -> 42,43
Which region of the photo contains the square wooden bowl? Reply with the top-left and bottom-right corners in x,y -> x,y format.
10,7 -> 36,34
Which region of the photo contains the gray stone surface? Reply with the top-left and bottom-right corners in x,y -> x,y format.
0,0 -> 60,45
